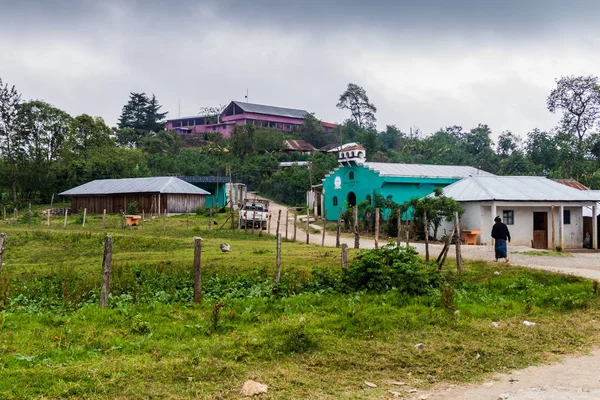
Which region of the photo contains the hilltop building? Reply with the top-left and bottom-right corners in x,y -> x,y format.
166,101 -> 336,138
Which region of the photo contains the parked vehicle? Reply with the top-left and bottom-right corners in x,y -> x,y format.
239,199 -> 270,229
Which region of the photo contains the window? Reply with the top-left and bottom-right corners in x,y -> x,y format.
349,171 -> 355,180
172,121 -> 182,128
502,210 -> 514,225
563,209 -> 571,225
333,196 -> 338,206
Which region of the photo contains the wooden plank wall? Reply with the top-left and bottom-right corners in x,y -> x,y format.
70,193 -> 202,214
166,194 -> 206,213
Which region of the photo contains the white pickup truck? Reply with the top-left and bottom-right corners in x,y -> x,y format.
239,199 -> 270,230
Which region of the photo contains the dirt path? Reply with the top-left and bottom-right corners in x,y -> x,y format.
261,196 -> 600,400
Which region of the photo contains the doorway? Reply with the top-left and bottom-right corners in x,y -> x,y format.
533,212 -> 548,249
347,192 -> 356,207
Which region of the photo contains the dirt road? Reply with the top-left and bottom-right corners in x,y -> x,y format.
262,196 -> 600,400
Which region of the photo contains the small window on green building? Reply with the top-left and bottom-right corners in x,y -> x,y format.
349,171 -> 354,180
333,196 -> 338,206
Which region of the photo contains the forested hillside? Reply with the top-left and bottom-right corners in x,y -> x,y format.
1,77 -> 600,208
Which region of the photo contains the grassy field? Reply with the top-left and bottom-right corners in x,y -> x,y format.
0,210 -> 599,399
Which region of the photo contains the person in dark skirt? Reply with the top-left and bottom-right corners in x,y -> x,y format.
491,216 -> 511,262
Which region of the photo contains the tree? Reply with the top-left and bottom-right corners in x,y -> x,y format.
407,188 -> 463,240
70,114 -> 115,155
496,131 -> 521,157
145,94 -> 168,132
230,124 -> 255,157
297,113 -> 325,148
0,78 -> 22,203
337,83 -> 377,128
547,75 -> 600,143
198,104 -> 226,125
117,92 -> 167,147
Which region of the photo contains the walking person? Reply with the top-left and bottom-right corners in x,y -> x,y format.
491,216 -> 511,263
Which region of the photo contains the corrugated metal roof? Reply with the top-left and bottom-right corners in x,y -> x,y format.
60,177 -> 210,196
284,139 -> 316,151
364,162 -> 494,178
179,176 -> 230,184
233,101 -> 308,119
440,176 -> 600,202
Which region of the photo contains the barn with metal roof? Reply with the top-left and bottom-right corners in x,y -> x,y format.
60,177 -> 210,214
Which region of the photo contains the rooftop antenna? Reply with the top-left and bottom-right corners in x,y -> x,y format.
245,89 -> 249,103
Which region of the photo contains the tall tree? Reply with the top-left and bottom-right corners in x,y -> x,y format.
337,83 -> 377,128
0,78 -> 22,202
117,92 -> 167,147
496,131 -> 521,157
547,75 -> 600,143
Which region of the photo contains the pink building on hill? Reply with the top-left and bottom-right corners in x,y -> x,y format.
165,100 -> 336,138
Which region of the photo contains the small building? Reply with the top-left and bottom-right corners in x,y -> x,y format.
322,159 -> 493,221
165,101 -> 336,138
178,176 -> 230,208
60,177 -> 209,214
283,139 -> 316,155
438,176 -> 600,249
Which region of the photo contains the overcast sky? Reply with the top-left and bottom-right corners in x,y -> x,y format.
1,0 -> 599,138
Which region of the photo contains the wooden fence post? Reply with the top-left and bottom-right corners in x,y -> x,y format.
293,211 -> 298,242
120,210 -> 125,229
424,210 -> 429,262
3,206 -> 5,221
336,208 -> 341,248
322,209 -> 327,246
396,209 -> 401,247
375,208 -> 380,249
142,210 -> 145,230
186,207 -> 190,230
48,194 -> 54,226
276,209 -> 281,237
285,210 -> 289,240
305,207 -> 310,244
353,207 -> 360,249
0,233 -> 6,275
551,205 -> 556,250
275,233 -> 282,283
341,243 -> 348,270
251,207 -> 256,235
454,212 -> 463,274
102,209 -> 106,228
99,235 -> 113,308
194,237 -> 203,303
163,209 -> 167,231
13,208 -> 17,220
82,208 -> 87,228
209,208 -> 213,231
267,213 -> 271,235
64,208 -> 68,227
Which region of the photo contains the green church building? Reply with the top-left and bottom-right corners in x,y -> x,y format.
322,152 -> 493,220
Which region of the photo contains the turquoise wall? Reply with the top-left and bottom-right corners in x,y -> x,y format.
322,164 -> 460,220
189,182 -> 227,208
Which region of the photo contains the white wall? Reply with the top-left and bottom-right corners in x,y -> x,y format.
454,203 -> 585,249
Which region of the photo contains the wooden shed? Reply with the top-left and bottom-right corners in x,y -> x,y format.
59,177 -> 210,214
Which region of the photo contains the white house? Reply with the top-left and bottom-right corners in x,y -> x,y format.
438,176 -> 600,249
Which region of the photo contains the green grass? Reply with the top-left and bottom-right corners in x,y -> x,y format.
0,214 -> 599,399
516,250 -> 574,257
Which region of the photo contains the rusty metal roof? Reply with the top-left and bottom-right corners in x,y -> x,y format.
60,177 -> 210,196
553,179 -> 590,191
284,139 -> 316,151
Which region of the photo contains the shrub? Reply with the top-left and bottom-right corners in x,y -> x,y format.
126,201 -> 139,215
344,243 -> 440,294
196,206 -> 212,216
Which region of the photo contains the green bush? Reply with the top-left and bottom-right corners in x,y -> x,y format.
196,206 -> 212,216
126,201 -> 139,215
344,243 -> 440,294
